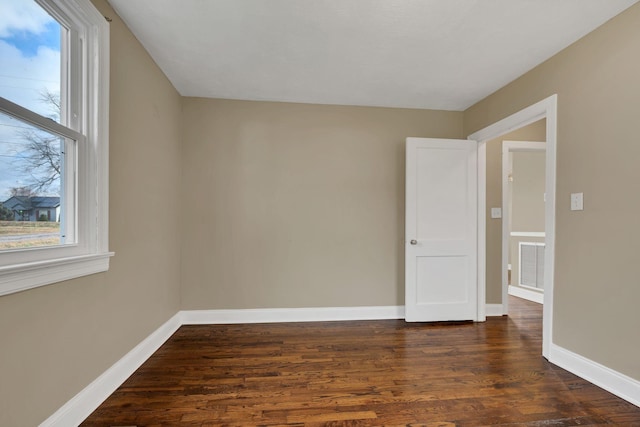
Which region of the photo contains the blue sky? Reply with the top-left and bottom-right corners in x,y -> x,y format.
0,19 -> 60,57
0,0 -> 61,110
0,0 -> 61,200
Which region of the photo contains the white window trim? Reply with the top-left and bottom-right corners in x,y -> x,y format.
0,0 -> 112,297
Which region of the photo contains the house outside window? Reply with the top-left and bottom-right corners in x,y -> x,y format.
2,196 -> 60,223
0,0 -> 111,295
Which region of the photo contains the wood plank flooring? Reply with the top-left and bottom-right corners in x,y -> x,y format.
81,297 -> 640,426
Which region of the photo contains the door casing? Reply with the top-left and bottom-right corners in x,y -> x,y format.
469,94 -> 557,359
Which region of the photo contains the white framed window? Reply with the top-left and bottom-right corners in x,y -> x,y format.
0,0 -> 111,296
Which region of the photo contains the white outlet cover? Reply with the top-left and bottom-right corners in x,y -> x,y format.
571,192 -> 584,211
491,207 -> 502,218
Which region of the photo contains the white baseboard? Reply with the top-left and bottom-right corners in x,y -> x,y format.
180,305 -> 405,324
181,304 -> 510,324
549,343 -> 640,407
508,284 -> 543,304
39,313 -> 182,427
485,304 -> 505,316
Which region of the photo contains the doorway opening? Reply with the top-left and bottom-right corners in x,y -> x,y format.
469,94 -> 557,359
503,139 -> 546,306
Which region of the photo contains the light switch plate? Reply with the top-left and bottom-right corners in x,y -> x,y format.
570,192 -> 584,211
491,207 -> 502,218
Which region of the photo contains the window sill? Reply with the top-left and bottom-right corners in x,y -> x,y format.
0,252 -> 114,296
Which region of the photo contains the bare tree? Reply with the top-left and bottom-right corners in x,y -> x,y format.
14,89 -> 62,194
17,128 -> 62,193
38,90 -> 61,121
10,187 -> 36,197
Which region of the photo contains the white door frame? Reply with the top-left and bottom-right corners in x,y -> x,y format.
502,141 -> 546,312
469,94 -> 557,359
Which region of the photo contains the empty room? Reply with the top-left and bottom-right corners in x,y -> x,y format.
1,0 -> 640,425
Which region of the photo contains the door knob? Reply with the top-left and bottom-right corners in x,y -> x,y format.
410,240 -> 418,245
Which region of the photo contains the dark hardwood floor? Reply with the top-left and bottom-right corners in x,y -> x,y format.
82,297 -> 640,426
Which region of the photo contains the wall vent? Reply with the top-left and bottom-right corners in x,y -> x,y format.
519,242 -> 545,289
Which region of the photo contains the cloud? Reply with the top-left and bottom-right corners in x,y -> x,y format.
0,0 -> 53,38
0,157 -> 19,201
0,113 -> 27,200
0,1 -> 60,115
0,40 -> 60,115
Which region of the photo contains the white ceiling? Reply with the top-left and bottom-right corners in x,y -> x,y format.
109,0 -> 638,111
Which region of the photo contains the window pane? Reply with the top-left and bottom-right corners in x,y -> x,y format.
0,0 -> 64,122
0,110 -> 69,251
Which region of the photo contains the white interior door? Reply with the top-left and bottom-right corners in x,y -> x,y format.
405,138 -> 478,322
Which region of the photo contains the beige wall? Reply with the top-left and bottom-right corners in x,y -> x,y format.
485,120 -> 545,303
180,98 -> 463,309
0,1 -> 183,425
511,151 -> 546,232
466,3 -> 640,379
